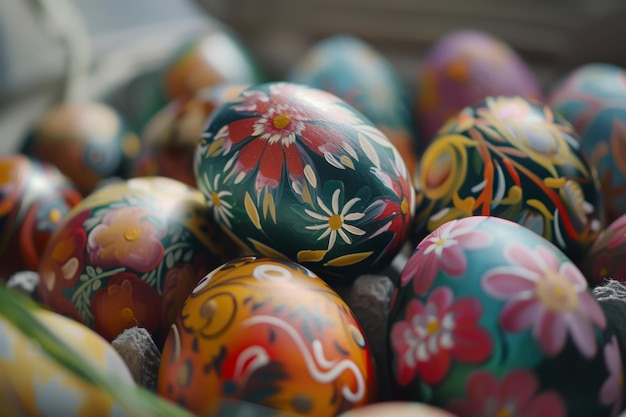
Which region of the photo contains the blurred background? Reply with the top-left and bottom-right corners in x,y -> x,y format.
2,0 -> 626,154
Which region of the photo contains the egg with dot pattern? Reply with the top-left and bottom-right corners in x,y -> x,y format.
157,256 -> 377,416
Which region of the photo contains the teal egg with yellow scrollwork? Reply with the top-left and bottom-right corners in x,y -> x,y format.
195,82 -> 415,281
412,96 -> 603,264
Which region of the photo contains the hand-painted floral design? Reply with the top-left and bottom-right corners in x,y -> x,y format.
87,206 -> 166,273
600,335 -> 624,417
401,217 -> 492,294
482,243 -> 606,358
446,369 -> 566,417
34,196 -> 72,234
92,272 -> 162,341
304,187 -> 366,251
204,82 -> 364,200
390,286 -> 492,385
198,172 -> 235,228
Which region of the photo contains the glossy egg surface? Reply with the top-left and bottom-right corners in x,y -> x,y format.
413,96 -> 603,263
548,63 -> 626,223
195,82 -> 415,281
0,154 -> 82,279
389,216 -> 621,417
158,256 -> 377,416
38,176 -> 236,344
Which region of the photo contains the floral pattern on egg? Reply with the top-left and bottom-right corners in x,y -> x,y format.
413,96 -> 603,263
582,213 -> 626,286
388,216 -> 621,417
195,82 -> 415,280
37,176 -> 238,345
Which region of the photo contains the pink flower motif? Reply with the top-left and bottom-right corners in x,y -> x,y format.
401,217 -> 492,294
482,243 -> 606,358
390,286 -> 492,385
446,369 -> 566,417
600,335 -> 624,417
87,206 -> 166,273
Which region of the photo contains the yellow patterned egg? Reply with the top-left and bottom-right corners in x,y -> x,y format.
158,256 -> 377,416
0,309 -> 134,416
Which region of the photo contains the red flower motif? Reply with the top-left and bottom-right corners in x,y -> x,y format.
446,369 -> 566,417
390,286 -> 492,385
211,83 -> 365,198
92,272 -> 162,341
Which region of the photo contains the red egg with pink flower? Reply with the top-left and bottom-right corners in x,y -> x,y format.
388,216 -> 622,417
38,176 -> 239,346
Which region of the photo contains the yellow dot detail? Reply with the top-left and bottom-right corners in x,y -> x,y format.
328,214 -> 343,231
401,197 -> 409,215
211,191 -> 221,207
273,114 -> 291,129
426,319 -> 439,335
48,208 -> 62,224
436,238 -> 446,247
124,227 -> 142,242
120,307 -> 135,324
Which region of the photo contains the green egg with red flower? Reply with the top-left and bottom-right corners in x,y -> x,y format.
37,176 -> 239,346
388,216 -> 622,417
194,82 -> 415,281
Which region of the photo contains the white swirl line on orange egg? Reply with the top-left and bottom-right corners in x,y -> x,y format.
252,264 -> 293,282
241,315 -> 365,403
234,345 -> 270,382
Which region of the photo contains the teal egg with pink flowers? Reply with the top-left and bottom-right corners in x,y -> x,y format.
195,82 -> 415,281
388,216 -> 623,417
548,63 -> 626,223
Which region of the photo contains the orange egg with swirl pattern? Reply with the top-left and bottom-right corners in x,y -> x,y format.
158,256 -> 377,417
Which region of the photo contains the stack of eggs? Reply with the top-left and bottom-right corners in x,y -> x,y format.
2,24 -> 626,417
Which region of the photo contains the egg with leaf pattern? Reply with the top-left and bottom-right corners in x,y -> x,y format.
37,176 -> 239,345
195,82 -> 415,281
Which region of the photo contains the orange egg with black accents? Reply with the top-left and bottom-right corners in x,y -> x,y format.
157,256 -> 377,417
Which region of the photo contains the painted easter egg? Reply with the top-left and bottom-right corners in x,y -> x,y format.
157,256 -> 377,416
548,63 -> 626,223
195,82 -> 415,281
582,213 -> 626,286
288,35 -> 419,179
37,176 -> 239,345
0,285 -> 199,417
388,216 -> 622,417
132,83 -> 249,186
0,154 -> 82,280
21,101 -> 141,195
337,402 -> 455,417
416,30 -> 542,146
413,96 -> 603,263
163,30 -> 262,100
0,309 -> 134,416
